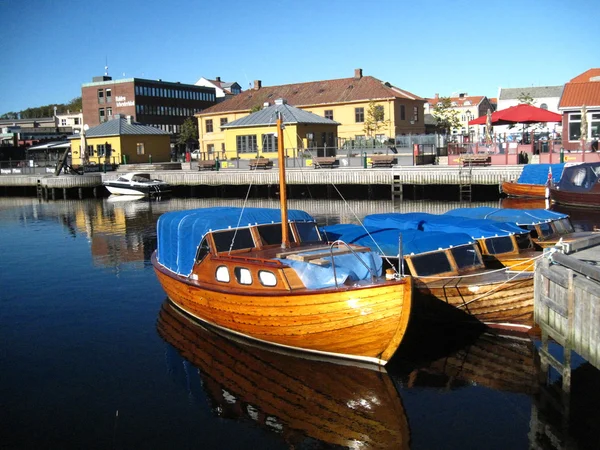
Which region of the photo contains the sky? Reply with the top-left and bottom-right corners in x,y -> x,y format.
1,0 -> 598,115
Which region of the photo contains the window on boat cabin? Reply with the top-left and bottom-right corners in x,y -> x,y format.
212,228 -> 255,253
409,252 -> 452,277
355,107 -> 364,123
295,222 -> 322,243
236,135 -> 257,153
538,222 -> 554,237
136,143 -> 145,155
261,134 -> 277,152
515,233 -> 534,250
195,238 -> 210,264
484,236 -> 515,255
234,267 -> 252,285
258,270 -> 277,287
450,245 -> 482,270
205,119 -> 213,133
556,218 -> 574,234
215,266 -> 230,283
522,225 -> 538,239
257,223 -> 294,246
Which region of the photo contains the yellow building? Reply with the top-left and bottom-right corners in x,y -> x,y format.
220,99 -> 338,160
196,69 -> 425,158
69,115 -> 171,166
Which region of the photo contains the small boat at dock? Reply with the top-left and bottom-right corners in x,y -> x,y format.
501,163 -> 565,198
103,172 -> 171,197
549,162 -> 600,208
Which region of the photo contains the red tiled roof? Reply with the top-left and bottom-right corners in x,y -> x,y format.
199,75 -> 423,114
559,82 -> 600,108
569,68 -> 600,83
426,95 -> 485,107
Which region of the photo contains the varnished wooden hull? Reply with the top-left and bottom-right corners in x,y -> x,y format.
416,272 -> 534,328
501,181 -> 547,198
550,186 -> 600,208
152,253 -> 412,365
156,301 -> 410,449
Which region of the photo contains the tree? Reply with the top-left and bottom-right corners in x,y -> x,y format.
432,97 -> 461,135
517,92 -> 534,105
1,112 -> 19,119
363,101 -> 388,138
177,117 -> 199,152
249,104 -> 262,113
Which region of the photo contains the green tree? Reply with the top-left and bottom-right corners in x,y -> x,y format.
1,112 -> 19,119
177,117 -> 199,151
517,92 -> 534,105
363,101 -> 388,138
249,104 -> 262,113
432,97 -> 461,135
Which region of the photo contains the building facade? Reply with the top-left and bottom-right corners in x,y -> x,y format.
196,69 -> 425,157
424,93 -> 494,140
195,76 -> 242,102
81,76 -> 217,135
69,115 -> 171,166
558,68 -> 600,151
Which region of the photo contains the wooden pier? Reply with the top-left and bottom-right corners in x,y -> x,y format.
0,165 -> 523,200
534,233 -> 600,389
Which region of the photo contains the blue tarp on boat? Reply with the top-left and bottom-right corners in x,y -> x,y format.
444,207 -> 567,226
363,213 -> 528,239
517,163 -> 565,185
156,207 -> 315,276
322,224 -> 475,256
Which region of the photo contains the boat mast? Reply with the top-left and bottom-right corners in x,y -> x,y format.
277,112 -> 290,248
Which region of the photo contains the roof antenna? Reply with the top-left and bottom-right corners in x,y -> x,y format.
105,56 -> 109,76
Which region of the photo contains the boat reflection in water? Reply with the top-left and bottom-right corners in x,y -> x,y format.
156,300 -> 410,449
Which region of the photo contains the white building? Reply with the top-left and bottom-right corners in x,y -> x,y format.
55,111 -> 84,134
195,76 -> 242,102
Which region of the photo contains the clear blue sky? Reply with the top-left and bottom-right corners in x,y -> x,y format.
1,0 -> 598,115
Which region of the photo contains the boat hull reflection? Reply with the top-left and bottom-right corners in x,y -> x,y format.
156,300 -> 410,449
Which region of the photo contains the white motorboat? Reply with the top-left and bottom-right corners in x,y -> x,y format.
103,172 -> 171,197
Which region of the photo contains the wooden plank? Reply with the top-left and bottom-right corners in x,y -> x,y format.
561,233 -> 600,254
537,292 -> 568,317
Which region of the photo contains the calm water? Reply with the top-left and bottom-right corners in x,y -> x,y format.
1,196 -> 599,450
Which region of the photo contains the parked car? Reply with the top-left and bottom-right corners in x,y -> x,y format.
190,150 -> 201,160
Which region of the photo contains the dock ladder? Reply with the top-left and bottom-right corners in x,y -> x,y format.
458,164 -> 473,202
391,169 -> 403,200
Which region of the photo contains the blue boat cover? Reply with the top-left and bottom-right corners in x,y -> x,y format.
517,163 -> 565,184
555,162 -> 600,193
364,213 -> 528,239
445,207 -> 567,226
156,207 -> 315,276
322,224 -> 475,256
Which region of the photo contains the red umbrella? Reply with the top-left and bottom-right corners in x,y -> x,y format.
468,104 -> 562,125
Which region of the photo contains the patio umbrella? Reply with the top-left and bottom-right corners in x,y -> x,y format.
580,105 -> 588,149
468,103 -> 562,126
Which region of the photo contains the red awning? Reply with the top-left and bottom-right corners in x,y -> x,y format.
469,104 -> 563,125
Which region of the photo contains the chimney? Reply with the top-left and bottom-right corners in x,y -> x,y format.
263,102 -> 270,108
274,98 -> 287,105
435,93 -> 439,100
126,115 -> 133,124
354,68 -> 363,79
216,76 -> 221,82
253,80 -> 262,90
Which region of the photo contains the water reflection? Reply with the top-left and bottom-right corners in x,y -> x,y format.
156,300 -> 411,449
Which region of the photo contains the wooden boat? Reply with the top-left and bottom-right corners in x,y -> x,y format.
156,300 -> 410,449
104,172 -> 171,196
549,162 -> 600,208
363,212 -> 541,272
322,224 -> 534,329
500,163 -> 565,198
447,206 -> 598,250
152,113 -> 412,366
501,180 -> 547,198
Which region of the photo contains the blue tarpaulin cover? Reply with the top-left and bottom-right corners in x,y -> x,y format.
363,213 -> 528,239
445,207 -> 567,226
322,224 -> 475,256
517,164 -> 565,184
156,207 -> 315,276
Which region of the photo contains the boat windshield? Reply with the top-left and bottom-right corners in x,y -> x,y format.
131,174 -> 151,182
484,236 -> 515,255
295,222 -> 322,243
257,223 -> 295,245
515,233 -> 533,250
450,245 -> 481,270
538,222 -> 554,237
554,218 -> 574,234
212,228 -> 255,252
410,251 -> 452,277
117,177 -> 129,182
